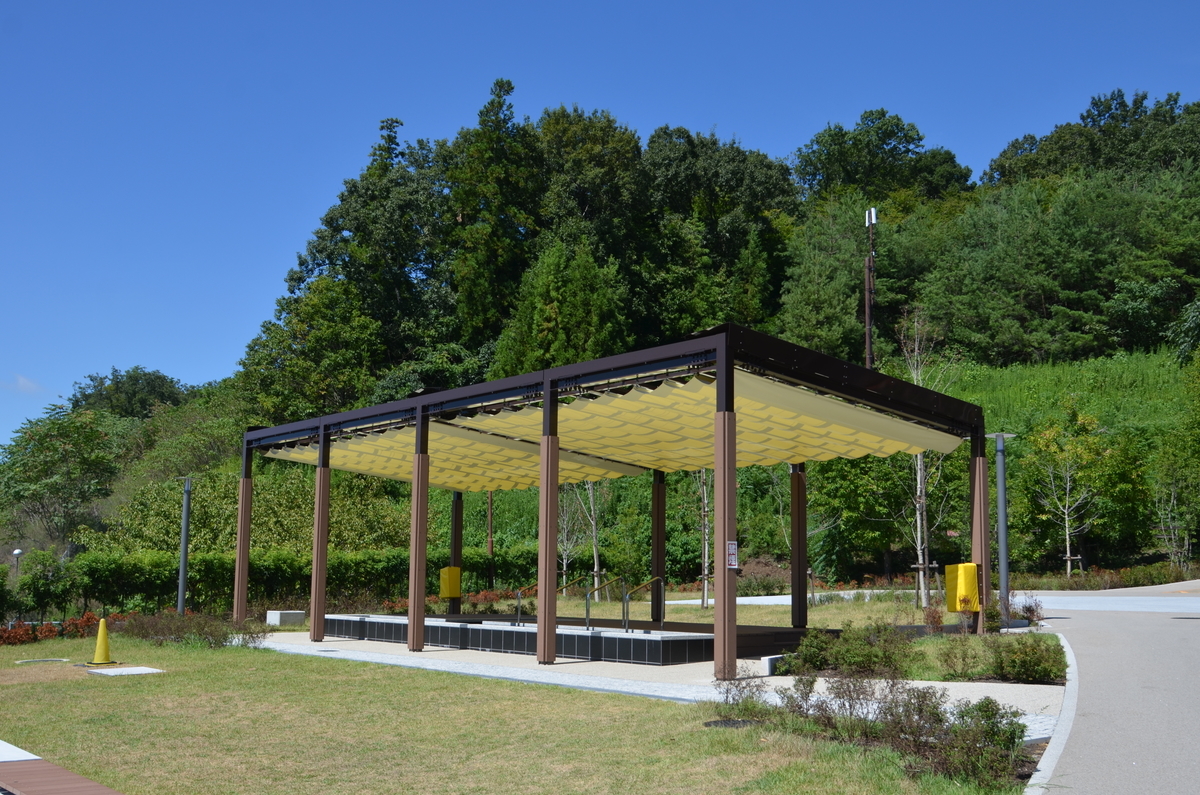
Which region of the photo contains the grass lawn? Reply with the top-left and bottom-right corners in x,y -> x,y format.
557,590 -> 936,629
0,636 -> 1014,795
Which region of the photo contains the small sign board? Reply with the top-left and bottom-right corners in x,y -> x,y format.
726,541 -> 739,569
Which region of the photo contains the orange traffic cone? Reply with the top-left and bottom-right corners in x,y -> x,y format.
84,619 -> 118,667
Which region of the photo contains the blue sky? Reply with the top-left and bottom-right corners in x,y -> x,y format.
1,1 -> 1197,439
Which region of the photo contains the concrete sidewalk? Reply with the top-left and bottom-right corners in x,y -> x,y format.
263,631 -> 1063,741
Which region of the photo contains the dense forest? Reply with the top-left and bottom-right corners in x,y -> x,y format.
3,81 -> 1200,608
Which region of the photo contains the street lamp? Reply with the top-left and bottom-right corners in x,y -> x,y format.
177,477 -> 192,614
11,549 -> 22,624
986,433 -> 1017,619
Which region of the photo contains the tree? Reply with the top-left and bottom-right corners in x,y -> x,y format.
447,79 -> 545,347
693,469 -> 713,608
240,276 -> 386,425
536,105 -> 646,265
16,548 -> 77,621
1169,297 -> 1200,365
564,480 -> 609,599
985,89 -> 1200,184
557,484 -> 590,587
1021,405 -> 1150,574
290,119 -> 455,366
1028,419 -> 1098,577
915,170 -> 1194,365
633,126 -> 795,343
775,193 -> 868,361
0,406 -> 126,550
895,308 -> 963,605
794,109 -> 968,202
70,366 -> 191,419
370,342 -> 491,403
491,239 -> 630,377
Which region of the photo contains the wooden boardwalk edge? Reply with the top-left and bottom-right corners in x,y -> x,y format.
0,759 -> 123,795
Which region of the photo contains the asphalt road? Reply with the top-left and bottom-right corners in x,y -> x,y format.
1024,582 -> 1200,794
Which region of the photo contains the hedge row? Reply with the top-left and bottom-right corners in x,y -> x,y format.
43,546 -> 546,614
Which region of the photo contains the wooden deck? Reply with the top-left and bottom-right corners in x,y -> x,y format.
0,759 -> 123,794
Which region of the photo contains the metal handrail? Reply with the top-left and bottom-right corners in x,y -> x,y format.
514,581 -> 538,625
585,577 -> 625,630
557,575 -> 589,595
625,577 -> 664,631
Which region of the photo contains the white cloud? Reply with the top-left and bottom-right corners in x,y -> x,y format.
2,375 -> 43,394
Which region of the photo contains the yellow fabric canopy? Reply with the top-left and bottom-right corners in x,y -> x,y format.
262,370 -> 964,492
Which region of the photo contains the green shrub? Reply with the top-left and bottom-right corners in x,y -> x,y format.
988,632 -> 1067,683
736,573 -> 787,597
983,602 -> 1002,633
778,629 -> 836,673
124,612 -> 268,649
831,622 -> 916,676
941,697 -> 1025,785
937,634 -> 981,681
778,622 -> 915,677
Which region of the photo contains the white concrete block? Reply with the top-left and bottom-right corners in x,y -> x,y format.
267,610 -> 306,626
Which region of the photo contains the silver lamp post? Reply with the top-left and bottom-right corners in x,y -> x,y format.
986,433 -> 1016,618
177,477 -> 192,614
11,549 -> 23,624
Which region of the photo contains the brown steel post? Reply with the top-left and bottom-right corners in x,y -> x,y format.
650,469 -> 667,623
232,444 -> 253,624
790,462 -> 808,629
449,491 -> 463,615
309,429 -> 331,642
409,411 -> 430,651
537,380 -> 560,665
969,431 -> 991,634
486,491 -> 495,590
714,411 -> 738,680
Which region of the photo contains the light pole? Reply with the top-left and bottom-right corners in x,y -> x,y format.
11,549 -> 23,623
987,433 -> 1016,618
177,477 -> 192,614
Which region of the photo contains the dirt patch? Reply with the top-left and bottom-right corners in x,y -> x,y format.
740,557 -> 791,579
0,662 -> 89,685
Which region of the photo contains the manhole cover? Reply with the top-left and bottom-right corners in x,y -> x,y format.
15,658 -> 69,665
703,719 -> 763,729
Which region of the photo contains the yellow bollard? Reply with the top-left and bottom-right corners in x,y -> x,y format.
85,618 -> 118,667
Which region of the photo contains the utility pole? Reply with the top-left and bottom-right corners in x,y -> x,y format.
864,207 -> 878,370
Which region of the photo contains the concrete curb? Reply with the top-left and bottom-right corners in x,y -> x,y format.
1024,631 -> 1078,795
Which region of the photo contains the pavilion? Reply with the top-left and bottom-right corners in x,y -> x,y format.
231,324 -> 989,679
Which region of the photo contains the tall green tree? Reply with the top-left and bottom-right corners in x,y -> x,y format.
536,105 -> 646,265
290,118 -> 455,365
794,108 -> 970,202
69,366 -> 191,419
491,239 -> 630,376
447,79 -> 545,347
240,276 -> 385,425
986,89 -> 1200,184
775,194 -> 868,360
0,406 -> 128,549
